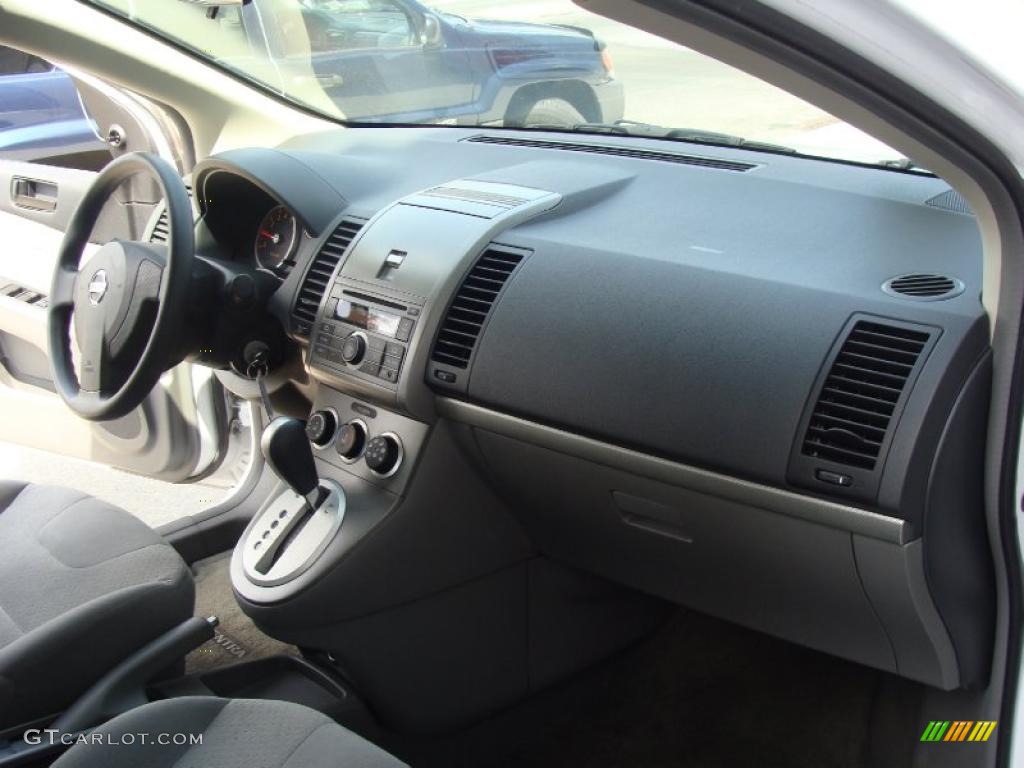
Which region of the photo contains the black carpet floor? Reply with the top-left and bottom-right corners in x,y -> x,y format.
185,553 -> 298,675
396,609 -> 902,768
182,555 -> 916,767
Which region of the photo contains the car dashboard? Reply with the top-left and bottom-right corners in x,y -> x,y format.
179,126 -> 992,703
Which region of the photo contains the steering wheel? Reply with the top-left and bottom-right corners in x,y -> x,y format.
48,153 -> 194,422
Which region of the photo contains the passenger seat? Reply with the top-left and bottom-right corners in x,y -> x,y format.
51,697 -> 407,767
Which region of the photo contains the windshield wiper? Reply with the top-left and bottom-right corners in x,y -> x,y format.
562,119 -> 798,154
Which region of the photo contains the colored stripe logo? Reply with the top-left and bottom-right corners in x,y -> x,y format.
920,721 -> 997,742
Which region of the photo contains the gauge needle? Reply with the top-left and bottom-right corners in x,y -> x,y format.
259,230 -> 281,244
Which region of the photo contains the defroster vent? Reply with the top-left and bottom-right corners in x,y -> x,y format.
464,135 -> 757,172
291,218 -> 364,337
431,245 -> 527,370
801,320 -> 932,472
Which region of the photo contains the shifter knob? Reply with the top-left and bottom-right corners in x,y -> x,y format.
261,417 -> 321,508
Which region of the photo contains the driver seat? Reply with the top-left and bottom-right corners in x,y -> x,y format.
0,482 -> 194,732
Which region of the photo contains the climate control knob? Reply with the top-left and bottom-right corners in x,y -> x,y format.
364,433 -> 402,476
305,410 -> 336,447
335,420 -> 367,461
340,333 -> 366,365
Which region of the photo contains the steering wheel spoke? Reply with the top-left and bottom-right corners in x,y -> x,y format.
49,266 -> 78,310
76,320 -> 108,393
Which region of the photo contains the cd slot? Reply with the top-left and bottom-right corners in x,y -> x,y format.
342,289 -> 407,312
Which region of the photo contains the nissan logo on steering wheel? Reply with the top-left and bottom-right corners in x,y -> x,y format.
87,269 -> 108,306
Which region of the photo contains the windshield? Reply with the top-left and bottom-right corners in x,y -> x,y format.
83,0 -> 908,168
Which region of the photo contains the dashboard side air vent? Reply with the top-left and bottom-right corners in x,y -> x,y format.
291,217 -> 364,338
925,188 -> 972,215
464,135 -> 756,172
150,209 -> 170,243
149,186 -> 193,243
883,273 -> 964,301
429,244 -> 530,388
789,317 -> 936,503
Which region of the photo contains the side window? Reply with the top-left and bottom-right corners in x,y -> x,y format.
0,45 -> 109,169
0,46 -> 53,75
303,0 -> 417,52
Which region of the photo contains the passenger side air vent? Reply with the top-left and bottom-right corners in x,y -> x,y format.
803,321 -> 930,469
429,245 -> 529,382
925,188 -> 972,215
883,273 -> 964,301
464,135 -> 756,172
149,186 -> 193,243
789,317 -> 936,503
291,218 -> 364,338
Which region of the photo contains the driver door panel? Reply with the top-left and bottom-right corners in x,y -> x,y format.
0,72 -> 213,482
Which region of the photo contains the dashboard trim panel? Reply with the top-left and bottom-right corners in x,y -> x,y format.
438,397 -> 909,544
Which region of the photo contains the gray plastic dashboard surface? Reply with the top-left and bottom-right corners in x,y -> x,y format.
202,127 -> 988,694
437,397 -> 907,544
465,230 -> 985,512
216,128 -> 985,518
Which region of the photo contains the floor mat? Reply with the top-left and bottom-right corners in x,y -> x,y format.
186,553 -> 298,675
397,609 -> 885,768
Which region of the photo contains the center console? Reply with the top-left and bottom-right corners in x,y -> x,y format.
232,177 -> 562,604
231,386 -> 429,607
303,179 -> 561,416
311,290 -> 420,390
229,176 -> 664,734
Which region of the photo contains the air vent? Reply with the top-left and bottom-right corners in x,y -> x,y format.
149,186 -> 193,244
150,209 -> 170,243
431,245 -> 526,369
801,321 -> 931,471
420,185 -> 533,209
464,135 -> 756,172
925,188 -> 972,215
291,218 -> 364,337
883,274 -> 964,301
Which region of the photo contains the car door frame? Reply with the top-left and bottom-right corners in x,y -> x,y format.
0,61 -> 227,483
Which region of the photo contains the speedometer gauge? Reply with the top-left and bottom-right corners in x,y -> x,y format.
254,205 -> 298,271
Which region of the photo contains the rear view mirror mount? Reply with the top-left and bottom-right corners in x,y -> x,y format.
178,0 -> 251,18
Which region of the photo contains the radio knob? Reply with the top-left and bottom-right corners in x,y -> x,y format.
336,420 -> 367,460
341,334 -> 366,365
305,410 -> 336,447
364,434 -> 402,476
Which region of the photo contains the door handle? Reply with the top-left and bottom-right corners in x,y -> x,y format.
11,176 -> 58,212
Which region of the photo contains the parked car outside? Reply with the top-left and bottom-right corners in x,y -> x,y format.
0,45 -> 106,163
1,2 -> 620,163
296,0 -> 623,125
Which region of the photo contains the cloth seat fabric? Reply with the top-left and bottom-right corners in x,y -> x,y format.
51,696 -> 408,768
0,482 -> 194,730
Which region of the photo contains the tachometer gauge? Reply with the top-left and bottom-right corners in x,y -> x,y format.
254,205 -> 298,271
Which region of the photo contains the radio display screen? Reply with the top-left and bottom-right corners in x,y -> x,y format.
335,299 -> 401,338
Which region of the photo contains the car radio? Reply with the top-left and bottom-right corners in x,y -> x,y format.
309,286 -> 421,390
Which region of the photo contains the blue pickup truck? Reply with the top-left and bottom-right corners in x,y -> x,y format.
0,2 -> 622,163
0,46 -> 106,164
298,0 -> 624,126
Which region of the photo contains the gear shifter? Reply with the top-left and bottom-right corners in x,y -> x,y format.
261,417 -> 322,509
